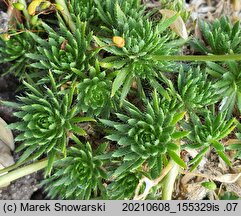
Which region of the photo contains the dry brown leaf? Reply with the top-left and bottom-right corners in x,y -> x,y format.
231,0 -> 241,12
225,183 -> 241,197
182,171 -> 241,184
0,140 -> 14,168
212,173 -> 241,184
218,156 -> 230,173
0,117 -> 14,151
186,182 -> 209,200
0,140 -> 15,188
159,9 -> 188,40
225,139 -> 241,145
0,117 -> 15,188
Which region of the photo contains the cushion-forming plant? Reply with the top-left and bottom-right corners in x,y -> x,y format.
77,63 -> 113,117
3,72 -> 95,174
41,138 -> 107,199
171,66 -> 219,111
27,17 -> 93,82
0,0 -> 241,200
207,61 -> 241,116
0,26 -> 35,76
101,90 -> 189,179
191,16 -> 241,55
183,111 -> 236,170
94,0 -> 181,101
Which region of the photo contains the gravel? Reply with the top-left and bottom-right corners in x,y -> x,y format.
0,173 -> 42,200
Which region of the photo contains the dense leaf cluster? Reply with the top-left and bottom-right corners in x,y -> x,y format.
0,0 -> 241,200
42,138 -> 107,199
207,61 -> 241,116
101,91 -> 188,179
191,16 -> 241,55
2,72 -> 95,174
0,29 -> 35,75
27,19 -> 93,82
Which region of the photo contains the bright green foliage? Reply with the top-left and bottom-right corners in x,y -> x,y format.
207,61 -> 241,116
94,0 -> 145,29
227,122 -> 241,159
94,0 -> 180,100
201,181 -> 217,190
184,111 -> 236,169
26,17 -> 92,82
4,73 -> 95,174
107,172 -> 142,199
0,30 -> 35,76
191,16 -> 241,54
42,140 -> 107,199
220,192 -> 241,200
175,67 -> 219,111
69,0 -> 96,24
1,0 -> 241,201
101,91 -> 188,178
77,64 -> 112,117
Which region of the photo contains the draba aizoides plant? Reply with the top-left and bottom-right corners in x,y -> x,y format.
0,26 -> 36,76
207,61 -> 241,116
41,137 -> 108,199
172,66 -> 219,112
94,0 -> 181,100
77,63 -> 113,117
183,111 -> 236,170
191,16 -> 241,55
94,0 -> 146,28
68,0 -> 96,23
107,171 -> 143,200
1,0 -> 241,201
3,72 -> 95,174
100,90 -> 189,179
27,17 -> 93,82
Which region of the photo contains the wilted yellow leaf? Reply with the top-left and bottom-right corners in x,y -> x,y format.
28,0 -> 44,16
0,140 -> 14,168
0,140 -> 15,187
231,0 -> 240,12
213,173 -> 241,184
0,117 -> 14,151
160,9 -> 188,40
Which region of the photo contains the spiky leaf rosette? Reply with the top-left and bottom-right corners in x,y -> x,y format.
77,64 -> 112,117
69,0 -> 96,24
100,90 -> 188,178
175,67 -> 219,111
191,16 -> 241,55
207,61 -> 241,116
27,16 -> 92,82
227,122 -> 241,160
42,140 -> 107,199
107,171 -> 143,200
94,0 -> 146,29
183,111 -> 236,169
4,73 -> 94,174
94,1 -> 180,100
0,30 -> 35,76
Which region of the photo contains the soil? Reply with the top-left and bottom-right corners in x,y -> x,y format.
0,70 -> 45,199
0,172 -> 42,200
